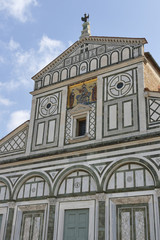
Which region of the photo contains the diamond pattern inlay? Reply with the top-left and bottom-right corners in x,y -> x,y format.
0,128 -> 28,154
149,99 -> 160,123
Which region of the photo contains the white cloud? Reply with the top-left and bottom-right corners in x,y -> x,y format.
0,96 -> 13,106
7,110 -> 30,132
9,38 -> 20,51
0,0 -> 38,22
3,35 -> 66,90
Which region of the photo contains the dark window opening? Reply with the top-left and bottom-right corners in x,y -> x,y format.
76,118 -> 86,136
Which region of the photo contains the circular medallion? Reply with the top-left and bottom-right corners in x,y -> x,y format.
40,95 -> 58,117
108,74 -> 132,98
74,182 -> 81,188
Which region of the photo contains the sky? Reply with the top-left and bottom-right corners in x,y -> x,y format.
0,0 -> 160,139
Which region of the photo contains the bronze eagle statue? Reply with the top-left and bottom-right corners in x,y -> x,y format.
81,14 -> 89,23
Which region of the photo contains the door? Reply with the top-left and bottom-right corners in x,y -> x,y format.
117,205 -> 149,240
63,209 -> 89,240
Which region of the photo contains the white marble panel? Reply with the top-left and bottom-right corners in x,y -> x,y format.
90,177 -> 96,191
36,122 -> 44,145
126,171 -> 134,188
73,178 -> 81,193
90,59 -> 97,71
135,170 -> 144,187
123,101 -> 132,127
122,47 -> 130,60
116,172 -> 124,189
30,183 -> 37,197
108,104 -> 117,130
52,72 -> 59,83
61,69 -> 67,80
82,176 -> 89,192
18,185 -> 24,198
70,66 -> 77,78
24,184 -> 30,198
135,210 -> 145,240
145,170 -> 154,186
44,75 -> 50,86
66,179 -> 73,194
111,51 -> 119,64
44,182 -> 49,195
0,187 -> 6,200
32,217 -> 41,240
121,211 -> 131,240
59,181 -> 65,194
100,55 -> 108,67
47,120 -> 55,143
37,182 -> 44,196
22,217 -> 31,240
107,174 -> 115,189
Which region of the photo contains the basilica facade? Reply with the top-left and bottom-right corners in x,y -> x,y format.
0,18 -> 160,240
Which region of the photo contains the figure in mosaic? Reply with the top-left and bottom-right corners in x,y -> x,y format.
76,83 -> 91,104
69,89 -> 75,108
91,83 -> 97,101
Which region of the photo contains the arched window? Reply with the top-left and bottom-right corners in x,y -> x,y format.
17,176 -> 49,199
58,170 -> 97,195
107,163 -> 154,191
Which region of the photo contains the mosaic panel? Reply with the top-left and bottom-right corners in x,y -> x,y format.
0,128 -> 28,155
17,177 -> 49,199
58,170 -> 97,195
68,79 -> 97,108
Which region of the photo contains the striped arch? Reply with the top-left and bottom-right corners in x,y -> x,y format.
13,171 -> 52,200
0,176 -> 12,200
53,165 -> 100,196
102,157 -> 159,192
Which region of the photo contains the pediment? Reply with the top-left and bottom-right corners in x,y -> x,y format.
70,104 -> 91,115
32,36 -> 147,82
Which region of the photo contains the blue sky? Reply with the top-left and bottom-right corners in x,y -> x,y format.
0,0 -> 160,138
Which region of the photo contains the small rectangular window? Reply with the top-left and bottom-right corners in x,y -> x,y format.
76,118 -> 86,136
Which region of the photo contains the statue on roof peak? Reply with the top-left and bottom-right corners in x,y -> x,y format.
81,13 -> 89,23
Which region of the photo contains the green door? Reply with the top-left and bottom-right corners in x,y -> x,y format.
63,209 -> 89,240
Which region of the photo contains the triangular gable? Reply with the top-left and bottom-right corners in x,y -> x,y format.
70,104 -> 91,115
32,36 -> 147,82
0,121 -> 29,156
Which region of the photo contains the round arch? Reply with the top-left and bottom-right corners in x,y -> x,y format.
102,157 -> 159,192
53,164 -> 100,196
13,171 -> 52,200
